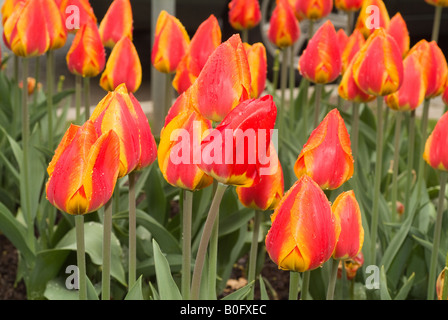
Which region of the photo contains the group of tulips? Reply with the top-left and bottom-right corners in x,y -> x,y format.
2,0 -> 448,300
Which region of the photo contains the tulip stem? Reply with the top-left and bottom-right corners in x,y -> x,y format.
12,56 -> 20,139
404,111 -> 416,218
370,96 -> 384,265
128,172 -> 137,289
165,73 -> 173,118
46,51 -> 54,149
314,84 -> 323,128
302,78 -> 310,139
326,258 -> 340,300
427,171 -> 447,300
391,111 -> 403,222
242,29 -> 249,44
191,183 -> 228,300
301,270 -> 311,300
442,267 -> 448,300
271,49 -> 280,97
75,75 -> 82,124
75,215 -> 87,300
432,5 -> 443,43
102,199 -> 113,300
289,46 -> 296,127
181,189 -> 193,300
289,271 -> 300,300
351,102 -> 360,163
417,99 -> 430,200
279,49 -> 288,152
84,77 -> 90,122
33,56 -> 40,107
247,210 -> 263,300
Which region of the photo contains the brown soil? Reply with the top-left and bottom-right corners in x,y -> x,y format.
0,235 -> 27,300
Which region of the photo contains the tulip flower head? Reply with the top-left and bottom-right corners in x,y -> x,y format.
89,84 -> 157,178
436,269 -> 447,300
352,28 -> 403,96
58,0 -> 97,33
335,0 -> 363,12
386,13 -> 410,58
99,0 -> 133,48
341,29 -> 365,74
100,36 -> 142,93
298,20 -> 342,84
443,83 -> 448,106
268,0 -> 301,49
66,19 -> 106,78
228,0 -> 262,31
265,175 -> 340,272
294,108 -> 354,190
244,42 -> 268,98
336,29 -> 349,55
423,111 -> 448,172
1,0 -> 25,25
151,10 -> 190,74
425,0 -> 448,7
46,120 -> 120,215
295,0 -> 333,21
339,58 -> 376,103
355,0 -> 390,39
338,252 -> 364,280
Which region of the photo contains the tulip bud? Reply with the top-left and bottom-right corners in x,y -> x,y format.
268,0 -> 301,49
436,269 -> 447,300
294,109 -> 354,190
423,110 -> 448,171
188,34 -> 251,123
228,0 -> 262,31
58,0 -> 97,33
335,0 -> 363,12
98,0 -> 133,48
151,10 -> 190,74
298,21 -> 342,84
352,28 -> 403,96
99,37 -> 142,93
295,0 -> 333,21
46,121 -> 120,215
338,252 -> 364,280
1,0 -> 25,26
355,0 -> 390,39
265,175 -> 340,272
443,83 -> 448,106
425,0 -> 448,7
387,13 -> 410,58
66,20 -> 106,78
339,58 -> 376,103
336,29 -> 349,55
341,29 -> 365,74
19,77 -> 42,96
89,84 -> 157,178
244,42 -> 268,98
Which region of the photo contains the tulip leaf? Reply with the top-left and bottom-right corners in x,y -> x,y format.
221,281 -> 254,300
394,273 -> 415,300
152,239 -> 182,300
125,275 -> 145,300
44,277 -> 99,300
380,266 -> 392,300
259,277 -> 270,300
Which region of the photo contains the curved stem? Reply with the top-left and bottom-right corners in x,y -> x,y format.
289,271 -> 300,300
326,259 -> 339,300
391,111 -> 403,222
75,215 -> 87,300
128,172 -> 137,289
301,270 -> 311,300
181,189 -> 193,300
102,199 -> 113,300
247,210 -> 262,300
190,183 -> 228,300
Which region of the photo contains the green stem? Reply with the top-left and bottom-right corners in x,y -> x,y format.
46,51 -> 54,149
242,29 -> 249,44
128,172 -> 137,289
190,183 -> 228,300
427,171 -> 447,300
301,270 -> 311,300
247,210 -> 262,300
308,20 -> 314,39
391,111 -> 403,222
351,102 -> 360,163
370,96 -> 384,265
12,56 -> 19,139
75,215 -> 87,300
302,78 -> 310,139
165,73 -> 173,118
289,46 -> 295,127
208,210 -> 219,299
75,75 -> 82,124
289,271 -> 300,300
347,11 -> 354,33
33,56 -> 40,107
181,189 -> 193,300
102,199 -> 113,300
271,49 -> 280,97
432,5 -> 443,43
279,48 -> 288,153
442,267 -> 448,300
326,259 -> 339,300
417,99 -> 430,200
314,84 -> 322,128
84,77 -> 90,122
404,111 -> 416,218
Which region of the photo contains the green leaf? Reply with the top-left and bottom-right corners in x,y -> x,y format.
221,281 -> 254,300
380,266 -> 392,300
44,277 -> 99,300
125,275 -> 145,300
259,277 -> 270,300
394,273 -> 415,300
152,239 -> 182,300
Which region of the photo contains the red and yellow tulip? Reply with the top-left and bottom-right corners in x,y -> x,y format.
46,120 -> 120,215
443,82 -> 448,106
244,42 -> 268,98
425,0 -> 448,7
338,252 -> 364,280
151,10 -> 190,74
99,36 -> 142,93
339,58 -> 376,103
436,269 -> 447,300
298,20 -> 342,84
336,28 -> 349,55
295,0 -> 333,21
58,0 -> 97,33
352,28 -> 403,96
341,29 -> 365,74
387,13 -> 410,58
188,34 -> 251,123
334,0 -> 363,12
332,191 -> 364,260
355,0 -> 390,39
294,109 -> 354,190
1,0 -> 25,25
228,0 -> 262,31
423,110 -> 448,171
268,0 -> 301,48
265,175 -> 340,272
89,84 -> 157,178
98,0 -> 133,48
66,19 -> 106,78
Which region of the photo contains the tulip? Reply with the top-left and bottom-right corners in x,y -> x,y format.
228,0 -> 262,31
295,0 -> 333,21
1,0 -> 25,25
98,0 -> 133,48
89,83 -> 157,178
3,0 -> 67,57
188,34 -> 251,123
66,20 -> 106,78
336,29 -> 349,55
354,0 -> 390,39
294,108 -> 354,190
58,0 -> 97,33
341,29 -> 365,74
337,252 -> 364,280
19,77 -> 42,96
334,0 -> 363,11
339,58 -> 375,103
151,10 -> 190,74
265,174 -> 340,273
268,0 -> 301,49
172,15 -> 222,94
425,0 -> 448,6
99,37 -> 142,93
436,269 -> 448,300
244,42 -> 268,99
443,83 -> 448,106
386,13 -> 410,58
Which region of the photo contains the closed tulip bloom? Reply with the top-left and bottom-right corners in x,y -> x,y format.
98,0 -> 133,48
268,0 -> 301,49
423,111 -> 448,171
228,0 -> 262,30
66,20 -> 106,78
332,191 -> 364,260
100,36 -> 142,93
355,0 -> 390,39
265,175 -> 340,272
295,0 -> 333,21
59,0 -> 97,33
244,42 -> 268,98
158,106 -> 213,191
335,0 -> 363,11
1,0 -> 25,25
443,83 -> 448,106
172,15 -> 222,94
426,0 -> 448,6
294,109 -> 354,190
338,252 -> 364,280
236,144 -> 284,211
298,20 -> 342,84
436,269 -> 447,300
198,95 -> 277,187
387,13 -> 410,58
189,34 -> 251,123
336,29 -> 349,55
341,29 -> 365,74
46,120 -> 120,215
384,51 -> 426,111
151,10 -> 190,74
4,0 -> 67,57
352,28 -> 403,96
89,84 -> 157,178
339,58 -> 376,103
